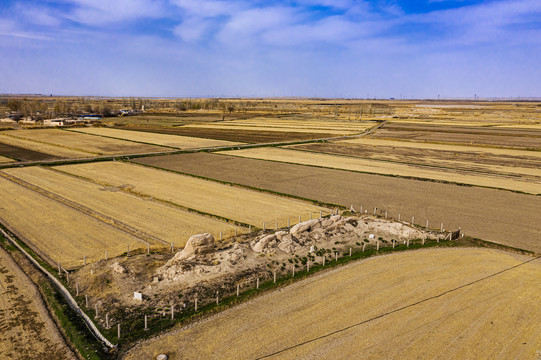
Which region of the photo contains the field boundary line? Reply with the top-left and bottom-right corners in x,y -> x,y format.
128,160 -> 345,210
285,146 -> 541,180
0,132 -> 100,156
0,170 -> 167,247
0,226 -> 116,349
48,165 -> 256,229
216,152 -> 540,196
255,253 -> 541,359
65,128 -> 181,150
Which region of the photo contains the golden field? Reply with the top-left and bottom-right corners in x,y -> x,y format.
2,129 -> 162,156
3,166 -> 243,247
0,155 -> 14,163
0,175 -> 146,268
220,147 -> 541,194
68,127 -> 242,149
0,132 -> 94,158
56,161 -> 329,228
0,247 -> 75,359
124,248 -> 541,360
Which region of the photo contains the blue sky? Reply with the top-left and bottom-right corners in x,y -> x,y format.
0,0 -> 540,98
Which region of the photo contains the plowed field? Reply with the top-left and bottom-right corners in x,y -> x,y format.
133,152 -> 541,253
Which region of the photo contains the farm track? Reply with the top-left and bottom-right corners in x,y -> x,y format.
0,121 -> 386,169
0,171 -> 165,246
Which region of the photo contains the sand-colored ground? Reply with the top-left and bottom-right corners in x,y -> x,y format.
0,132 -> 94,158
0,246 -> 75,359
0,176 -> 146,268
290,141 -> 541,180
124,248 -> 541,360
0,155 -> 14,163
69,127 -> 242,149
57,161 -> 328,228
3,166 -> 243,247
2,129 -> 163,156
220,147 -> 541,194
339,137 -> 541,158
182,118 -> 376,135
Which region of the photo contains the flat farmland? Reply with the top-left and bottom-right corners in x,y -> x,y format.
2,129 -> 164,156
120,126 -> 338,143
3,166 -> 242,247
69,127 -> 242,149
0,132 -> 94,158
133,152 -> 541,252
182,119 -> 374,135
56,161 -> 328,228
0,246 -> 75,360
0,141 -> 63,162
290,139 -> 541,180
219,147 -> 541,194
371,122 -> 541,150
0,176 -> 147,268
124,248 -> 541,360
0,154 -> 14,163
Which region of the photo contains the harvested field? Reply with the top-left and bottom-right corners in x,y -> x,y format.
110,112 -> 257,127
0,141 -> 62,162
219,147 -> 541,194
0,246 -> 75,360
182,123 -> 367,135
371,123 -> 541,150
0,132 -> 93,158
56,161 -> 328,228
124,248 -> 541,360
0,155 -> 14,163
3,166 -> 242,247
2,129 -> 163,156
0,176 -> 147,268
69,127 -> 241,149
119,126 -> 337,143
133,152 -> 541,253
213,118 -> 377,132
290,140 -> 541,179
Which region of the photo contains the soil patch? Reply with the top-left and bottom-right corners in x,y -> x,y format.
0,142 -> 62,161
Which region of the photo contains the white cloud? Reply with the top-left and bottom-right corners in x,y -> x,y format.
63,0 -> 167,25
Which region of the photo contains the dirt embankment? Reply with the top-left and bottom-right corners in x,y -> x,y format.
73,215 -> 441,329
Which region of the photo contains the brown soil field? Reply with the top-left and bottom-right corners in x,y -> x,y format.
124,248 -> 541,360
56,161 -> 329,228
69,127 -> 241,148
133,152 -> 541,253
290,141 -> 541,180
182,123 -> 362,135
0,246 -> 75,359
4,166 -> 243,247
382,122 -> 541,136
371,123 -> 541,149
219,147 -> 541,194
0,176 -> 147,268
0,142 -> 62,162
0,132 -> 94,158
120,126 -> 337,143
2,129 -> 164,156
110,112 -> 258,127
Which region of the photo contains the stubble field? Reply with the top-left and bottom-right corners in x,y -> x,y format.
68,127 -> 242,149
1,129 -> 163,157
0,246 -> 76,359
134,152 -> 541,253
2,166 -> 243,248
0,175 -> 147,268
56,161 -> 329,228
219,147 -> 541,194
124,248 -> 541,360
